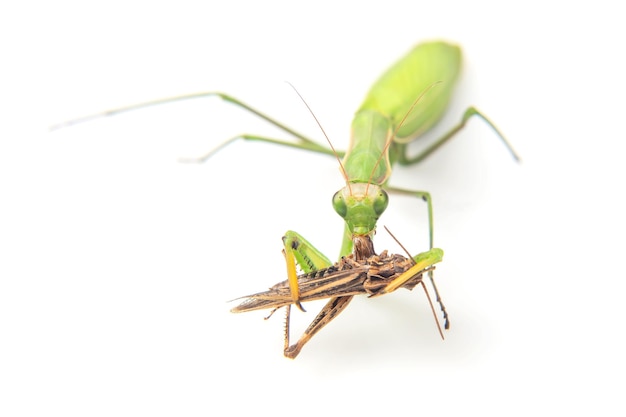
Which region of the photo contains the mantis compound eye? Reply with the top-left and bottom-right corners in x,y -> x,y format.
332,189 -> 347,218
373,189 -> 389,216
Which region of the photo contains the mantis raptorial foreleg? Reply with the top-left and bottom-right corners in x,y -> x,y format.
382,187 -> 448,327
280,230 -> 356,358
371,245 -> 449,330
282,231 -> 332,312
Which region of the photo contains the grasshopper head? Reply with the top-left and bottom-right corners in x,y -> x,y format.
332,182 -> 389,236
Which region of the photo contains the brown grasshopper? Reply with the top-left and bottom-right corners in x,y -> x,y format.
231,234 -> 445,359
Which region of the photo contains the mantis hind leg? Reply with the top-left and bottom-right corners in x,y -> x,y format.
397,106 -> 521,165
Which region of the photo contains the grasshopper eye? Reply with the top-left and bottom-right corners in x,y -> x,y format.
332,190 -> 347,218
373,190 -> 389,216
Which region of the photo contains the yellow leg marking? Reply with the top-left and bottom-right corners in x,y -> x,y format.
371,258 -> 435,297
284,246 -> 306,312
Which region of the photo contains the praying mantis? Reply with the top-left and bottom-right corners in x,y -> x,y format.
52,40 -> 519,358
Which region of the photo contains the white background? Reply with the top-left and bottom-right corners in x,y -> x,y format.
1,1 -> 624,415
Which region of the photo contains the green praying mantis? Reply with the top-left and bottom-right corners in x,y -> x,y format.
52,40 -> 520,358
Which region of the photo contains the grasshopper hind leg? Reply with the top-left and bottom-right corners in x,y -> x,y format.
283,296 -> 354,359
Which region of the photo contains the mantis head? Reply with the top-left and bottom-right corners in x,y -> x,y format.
332,182 -> 389,236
